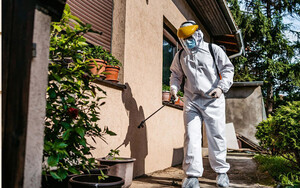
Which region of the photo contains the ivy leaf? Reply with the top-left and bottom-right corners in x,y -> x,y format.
47,154 -> 59,167
61,122 -> 70,129
50,171 -> 61,180
49,89 -> 56,99
57,168 -> 68,180
75,127 -> 85,138
54,142 -> 68,149
53,25 -> 62,32
62,129 -> 71,140
68,166 -> 81,175
66,96 -> 75,103
79,138 -> 87,147
52,73 -> 61,82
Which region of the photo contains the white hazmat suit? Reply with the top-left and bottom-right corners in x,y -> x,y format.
170,22 -> 234,179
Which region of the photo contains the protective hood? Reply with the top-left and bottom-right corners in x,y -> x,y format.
178,20 -> 204,54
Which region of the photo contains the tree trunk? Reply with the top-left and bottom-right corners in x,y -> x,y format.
265,0 -> 274,115
266,83 -> 274,115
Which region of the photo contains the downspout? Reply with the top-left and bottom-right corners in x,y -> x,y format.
217,0 -> 245,59
229,29 -> 245,59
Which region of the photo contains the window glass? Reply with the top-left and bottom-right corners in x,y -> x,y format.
162,37 -> 176,86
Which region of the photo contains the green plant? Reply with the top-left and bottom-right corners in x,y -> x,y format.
256,101 -> 300,170
177,91 -> 184,97
97,170 -> 109,182
84,45 -> 122,67
162,84 -> 170,92
85,45 -> 108,60
254,155 -> 300,187
43,5 -> 116,180
106,55 -> 122,67
106,149 -> 120,160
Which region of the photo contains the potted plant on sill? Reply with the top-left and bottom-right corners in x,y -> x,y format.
105,55 -> 122,83
162,84 -> 171,102
86,45 -> 108,79
176,91 -> 184,107
97,149 -> 136,188
42,5 -> 117,187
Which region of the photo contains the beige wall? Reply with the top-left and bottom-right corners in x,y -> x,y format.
90,0 -> 211,177
23,10 -> 51,188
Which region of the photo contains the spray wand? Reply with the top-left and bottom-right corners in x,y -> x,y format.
138,96 -> 176,128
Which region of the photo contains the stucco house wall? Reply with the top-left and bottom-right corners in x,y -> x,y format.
89,0 -> 212,177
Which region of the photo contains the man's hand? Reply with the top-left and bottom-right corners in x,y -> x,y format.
209,88 -> 223,98
170,88 -> 179,102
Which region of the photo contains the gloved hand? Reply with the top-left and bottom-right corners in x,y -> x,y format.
170,88 -> 179,102
209,88 -> 223,98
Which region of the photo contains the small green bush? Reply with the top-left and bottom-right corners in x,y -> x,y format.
254,155 -> 300,187
256,101 -> 300,169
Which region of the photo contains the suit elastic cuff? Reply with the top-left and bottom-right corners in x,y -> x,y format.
170,85 -> 178,93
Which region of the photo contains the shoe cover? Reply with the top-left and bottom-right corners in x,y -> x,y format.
216,173 -> 229,187
182,177 -> 200,188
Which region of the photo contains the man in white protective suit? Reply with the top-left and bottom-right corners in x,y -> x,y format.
170,20 -> 234,188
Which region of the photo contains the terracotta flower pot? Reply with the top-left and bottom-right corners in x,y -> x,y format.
89,59 -> 107,79
105,65 -> 120,83
68,174 -> 124,188
162,91 -> 171,102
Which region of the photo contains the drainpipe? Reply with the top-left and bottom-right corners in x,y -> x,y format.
217,0 -> 245,59
229,29 -> 245,59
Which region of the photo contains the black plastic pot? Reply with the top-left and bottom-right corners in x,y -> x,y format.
42,173 -> 77,188
68,174 -> 124,188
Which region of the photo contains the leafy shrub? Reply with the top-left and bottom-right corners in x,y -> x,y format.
43,5 -> 116,180
256,101 -> 300,170
254,155 -> 300,187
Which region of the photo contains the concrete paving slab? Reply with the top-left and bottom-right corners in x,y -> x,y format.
131,153 -> 273,188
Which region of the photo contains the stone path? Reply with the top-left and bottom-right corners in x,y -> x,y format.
131,153 -> 273,188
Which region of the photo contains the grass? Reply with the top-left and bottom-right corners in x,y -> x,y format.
254,154 -> 300,187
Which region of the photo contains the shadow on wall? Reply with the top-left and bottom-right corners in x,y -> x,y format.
172,147 -> 184,167
225,86 -> 256,99
122,83 -> 148,177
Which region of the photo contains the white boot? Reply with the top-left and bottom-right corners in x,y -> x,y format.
216,173 -> 229,187
182,177 -> 200,188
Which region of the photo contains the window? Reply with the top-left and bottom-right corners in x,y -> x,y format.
162,24 -> 181,87
162,38 -> 176,86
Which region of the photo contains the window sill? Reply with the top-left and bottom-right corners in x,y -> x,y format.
162,101 -> 183,110
93,78 -> 126,91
